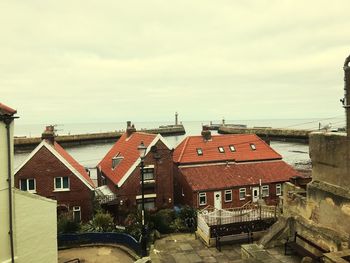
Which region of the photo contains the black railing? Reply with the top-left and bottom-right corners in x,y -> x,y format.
58,232 -> 142,256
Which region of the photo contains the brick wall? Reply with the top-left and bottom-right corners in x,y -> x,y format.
192,183 -> 283,209
15,146 -> 94,221
99,140 -> 174,212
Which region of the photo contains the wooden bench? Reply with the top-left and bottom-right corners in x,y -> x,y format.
285,232 -> 329,262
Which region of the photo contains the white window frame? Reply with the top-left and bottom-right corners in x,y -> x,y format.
250,144 -> 256,150
239,188 -> 246,200
262,185 -> 269,197
54,177 -> 70,191
229,145 -> 236,152
20,178 -> 36,193
73,206 -> 81,222
276,184 -> 282,196
196,148 -> 203,156
224,190 -> 232,202
198,192 -> 207,206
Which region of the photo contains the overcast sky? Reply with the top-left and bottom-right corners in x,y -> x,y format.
1,1 -> 349,124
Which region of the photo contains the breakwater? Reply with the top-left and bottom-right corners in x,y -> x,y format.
15,125 -> 185,151
218,126 -> 310,143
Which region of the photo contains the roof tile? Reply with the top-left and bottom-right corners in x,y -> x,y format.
179,161 -> 299,191
174,134 -> 281,164
98,132 -> 157,185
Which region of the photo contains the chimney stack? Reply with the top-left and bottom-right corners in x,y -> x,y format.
126,121 -> 136,137
344,55 -> 350,136
201,126 -> 212,141
41,125 -> 55,144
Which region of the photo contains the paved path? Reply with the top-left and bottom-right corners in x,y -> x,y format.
150,233 -> 301,263
58,246 -> 134,263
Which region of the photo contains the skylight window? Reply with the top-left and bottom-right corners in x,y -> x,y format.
112,156 -> 123,169
229,145 -> 236,152
196,148 -> 203,156
250,144 -> 256,150
218,146 -> 225,153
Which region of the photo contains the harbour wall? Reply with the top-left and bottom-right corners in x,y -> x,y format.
15,125 -> 186,151
218,126 -> 311,143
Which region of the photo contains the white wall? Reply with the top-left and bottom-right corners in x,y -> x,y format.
0,120 -> 14,263
14,190 -> 57,263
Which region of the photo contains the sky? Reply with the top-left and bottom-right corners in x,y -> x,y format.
1,1 -> 350,125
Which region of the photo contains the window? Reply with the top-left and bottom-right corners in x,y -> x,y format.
55,177 -> 69,190
198,192 -> 206,206
196,148 -> 203,156
239,188 -> 246,200
250,144 -> 256,150
229,145 -> 236,152
112,156 -> 123,169
224,190 -> 232,202
20,178 -> 36,192
101,175 -> 107,185
276,184 -> 282,196
262,185 -> 269,197
143,166 -> 155,181
137,198 -> 155,210
218,146 -> 225,153
73,206 -> 81,222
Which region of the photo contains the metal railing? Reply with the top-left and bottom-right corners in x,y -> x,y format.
58,232 -> 142,256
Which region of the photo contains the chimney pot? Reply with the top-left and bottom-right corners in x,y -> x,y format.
126,122 -> 136,137
41,125 -> 55,144
201,129 -> 212,141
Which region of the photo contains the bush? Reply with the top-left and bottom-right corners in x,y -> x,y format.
151,209 -> 175,234
57,215 -> 80,234
81,211 -> 115,232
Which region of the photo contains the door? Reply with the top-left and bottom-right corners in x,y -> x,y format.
252,187 -> 259,202
214,191 -> 222,209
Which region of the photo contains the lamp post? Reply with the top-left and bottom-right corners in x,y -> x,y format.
137,141 -> 147,257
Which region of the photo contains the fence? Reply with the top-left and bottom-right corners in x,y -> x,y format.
198,203 -> 277,226
197,203 -> 278,240
58,232 -> 142,256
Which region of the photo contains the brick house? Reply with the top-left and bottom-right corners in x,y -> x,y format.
97,123 -> 174,218
15,126 -> 95,221
173,130 -> 299,209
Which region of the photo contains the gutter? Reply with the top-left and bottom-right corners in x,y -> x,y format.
1,115 -> 17,263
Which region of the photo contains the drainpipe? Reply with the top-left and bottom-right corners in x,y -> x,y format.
2,116 -> 15,262
343,55 -> 350,135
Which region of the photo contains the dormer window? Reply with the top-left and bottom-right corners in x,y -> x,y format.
196,148 -> 203,156
229,145 -> 236,152
218,146 -> 225,153
250,144 -> 256,150
112,156 -> 123,169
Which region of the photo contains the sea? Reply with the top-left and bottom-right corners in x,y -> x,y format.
13,117 -> 346,171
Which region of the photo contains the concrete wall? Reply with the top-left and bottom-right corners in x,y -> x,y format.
282,132 -> 350,252
310,132 -> 350,189
14,189 -> 57,263
0,120 -> 14,263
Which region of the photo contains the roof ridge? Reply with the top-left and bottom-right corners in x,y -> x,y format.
177,137 -> 190,163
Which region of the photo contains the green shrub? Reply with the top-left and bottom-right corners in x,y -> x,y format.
57,215 -> 80,234
81,211 -> 115,232
151,209 -> 175,234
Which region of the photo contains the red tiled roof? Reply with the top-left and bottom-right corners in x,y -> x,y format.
98,132 -> 157,185
174,134 -> 281,164
179,161 -> 299,191
0,103 -> 17,115
53,141 -> 95,188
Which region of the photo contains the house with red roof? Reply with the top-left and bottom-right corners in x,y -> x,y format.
173,129 -> 299,209
14,126 -> 95,221
97,123 -> 174,218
